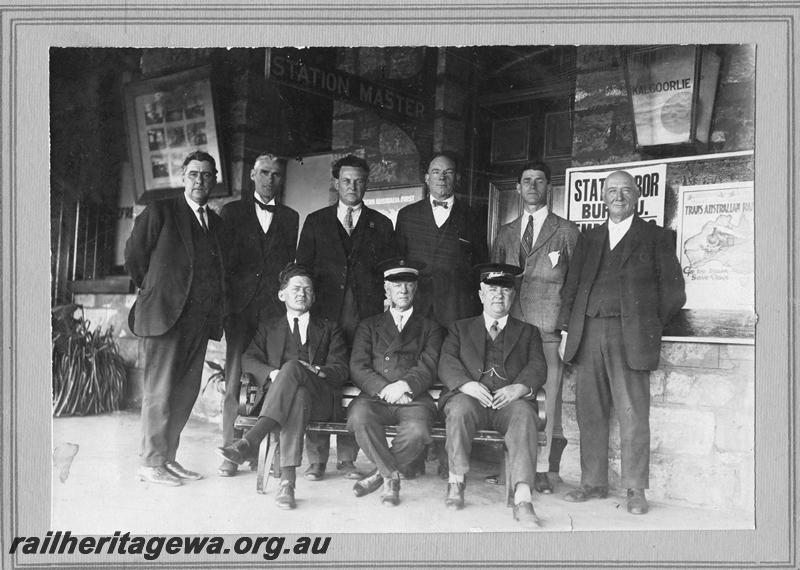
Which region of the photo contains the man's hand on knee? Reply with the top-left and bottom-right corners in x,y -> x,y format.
458,381 -> 493,407
491,384 -> 529,409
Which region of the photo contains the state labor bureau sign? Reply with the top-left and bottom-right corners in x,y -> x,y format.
565,163 -> 667,231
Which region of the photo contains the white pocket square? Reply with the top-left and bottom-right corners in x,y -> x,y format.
548,251 -> 560,267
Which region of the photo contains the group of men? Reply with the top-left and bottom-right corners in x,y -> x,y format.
124,147 -> 685,528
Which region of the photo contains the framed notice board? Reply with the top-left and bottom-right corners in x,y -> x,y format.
564,150 -> 755,343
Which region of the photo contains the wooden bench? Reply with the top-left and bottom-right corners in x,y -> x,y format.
233,375 -> 546,506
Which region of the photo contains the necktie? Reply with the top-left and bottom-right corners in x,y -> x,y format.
396,314 -> 404,332
522,215 -> 534,256
432,200 -> 449,209
344,207 -> 354,235
198,207 -> 208,231
292,317 -> 302,349
255,200 -> 276,213
489,320 -> 500,341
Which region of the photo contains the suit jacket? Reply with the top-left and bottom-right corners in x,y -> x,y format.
557,216 -> 686,371
220,198 -> 299,317
394,197 -> 488,327
124,196 -> 226,339
492,212 -> 579,338
350,310 -> 443,406
437,315 -> 547,410
241,313 -> 349,389
296,204 -> 394,322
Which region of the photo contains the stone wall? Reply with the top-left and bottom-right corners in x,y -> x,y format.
565,44 -> 756,513
559,343 -> 754,511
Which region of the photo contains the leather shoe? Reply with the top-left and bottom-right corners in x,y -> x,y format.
216,439 -> 251,465
353,469 -> 384,497
534,472 -> 552,494
136,466 -> 181,487
445,481 -> 465,510
563,485 -> 608,502
217,460 -> 238,477
304,463 -> 326,481
381,477 -> 400,506
275,480 -> 296,510
164,461 -> 202,480
627,488 -> 649,515
513,501 -> 540,528
338,460 -> 362,480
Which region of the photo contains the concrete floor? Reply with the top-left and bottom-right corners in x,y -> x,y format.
52,411 -> 752,535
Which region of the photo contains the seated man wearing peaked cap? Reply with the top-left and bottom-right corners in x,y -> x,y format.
438,263 -> 547,528
347,258 -> 443,506
217,263 -> 349,510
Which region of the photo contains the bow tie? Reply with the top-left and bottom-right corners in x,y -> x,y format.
255,200 -> 276,213
432,200 -> 449,209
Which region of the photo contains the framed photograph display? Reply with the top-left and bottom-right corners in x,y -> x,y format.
123,66 -> 227,203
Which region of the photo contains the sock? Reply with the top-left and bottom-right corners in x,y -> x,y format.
514,483 -> 532,505
280,466 -> 296,483
243,416 -> 280,449
448,473 -> 464,484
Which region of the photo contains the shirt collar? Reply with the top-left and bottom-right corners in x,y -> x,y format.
608,214 -> 634,233
254,196 -> 276,208
286,311 -> 310,329
338,200 -> 362,214
430,195 -> 455,207
482,313 -> 509,330
390,306 -> 413,322
184,193 -> 206,212
525,207 -> 548,225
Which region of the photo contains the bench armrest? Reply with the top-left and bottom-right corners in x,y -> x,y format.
534,387 -> 546,429
238,373 -> 263,416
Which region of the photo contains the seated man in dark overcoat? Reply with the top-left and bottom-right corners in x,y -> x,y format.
346,258 -> 443,506
438,263 -> 547,528
217,263 -> 348,509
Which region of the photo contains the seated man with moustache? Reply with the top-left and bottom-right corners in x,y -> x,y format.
216,263 -> 348,510
347,258 -> 443,506
438,263 -> 547,528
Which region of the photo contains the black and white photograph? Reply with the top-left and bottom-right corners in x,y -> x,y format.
2,3 -> 798,569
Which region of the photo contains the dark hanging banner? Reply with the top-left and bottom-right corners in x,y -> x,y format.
266,49 -> 431,124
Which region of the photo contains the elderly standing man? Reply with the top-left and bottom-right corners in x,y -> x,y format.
438,263 -> 547,528
558,169 -> 686,515
125,150 -> 226,486
217,152 -> 299,477
491,161 -> 580,493
347,258 -> 443,506
296,154 -> 395,481
217,263 -> 349,510
394,151 -> 488,328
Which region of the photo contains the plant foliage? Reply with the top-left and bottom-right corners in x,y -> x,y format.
52,304 -> 127,416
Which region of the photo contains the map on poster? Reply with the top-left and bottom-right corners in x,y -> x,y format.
676,182 -> 754,311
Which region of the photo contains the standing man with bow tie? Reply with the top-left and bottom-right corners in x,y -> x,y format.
491,161 -> 580,493
125,150 -> 226,486
395,152 -> 488,329
216,152 -> 299,477
296,154 -> 395,481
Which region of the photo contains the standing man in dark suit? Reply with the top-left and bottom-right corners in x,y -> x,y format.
558,170 -> 686,515
438,264 -> 547,528
296,154 -> 395,480
347,258 -> 443,506
491,161 -> 580,493
125,150 -> 226,486
395,152 -> 488,328
217,263 -> 349,509
217,152 -> 299,477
